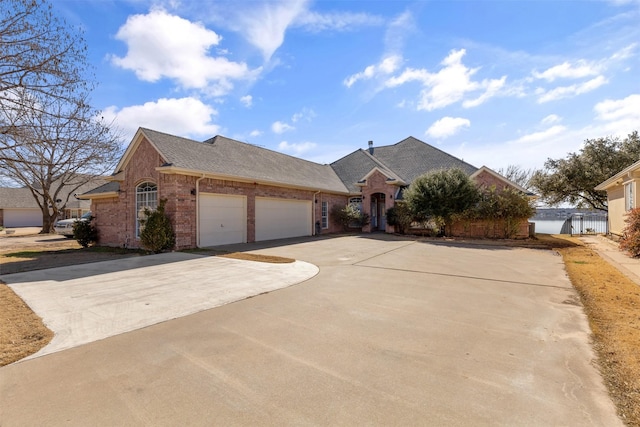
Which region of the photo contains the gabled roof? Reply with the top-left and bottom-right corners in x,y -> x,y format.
595,159 -> 640,191
470,166 -> 535,196
115,128 -> 349,194
331,136 -> 478,192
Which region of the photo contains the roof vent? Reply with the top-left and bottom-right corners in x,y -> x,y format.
368,140 -> 374,155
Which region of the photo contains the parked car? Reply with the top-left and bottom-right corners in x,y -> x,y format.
54,212 -> 92,238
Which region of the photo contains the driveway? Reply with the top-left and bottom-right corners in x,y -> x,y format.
0,235 -> 621,426
2,252 -> 318,358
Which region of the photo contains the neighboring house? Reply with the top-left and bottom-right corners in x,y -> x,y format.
81,128 -> 530,249
595,160 -> 640,236
0,177 -> 105,228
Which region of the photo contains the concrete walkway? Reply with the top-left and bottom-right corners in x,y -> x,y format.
2,252 -> 318,358
579,234 -> 640,285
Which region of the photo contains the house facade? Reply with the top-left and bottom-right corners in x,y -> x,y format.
595,160 -> 640,236
82,128 -> 530,249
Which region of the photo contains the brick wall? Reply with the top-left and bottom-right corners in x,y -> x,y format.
450,218 -> 530,239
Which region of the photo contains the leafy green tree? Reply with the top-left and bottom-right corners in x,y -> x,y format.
404,168 -> 480,235
140,199 -> 175,253
530,131 -> 640,211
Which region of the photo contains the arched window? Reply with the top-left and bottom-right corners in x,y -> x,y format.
136,182 -> 157,237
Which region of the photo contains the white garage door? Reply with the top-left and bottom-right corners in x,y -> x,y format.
199,193 -> 246,247
255,197 -> 312,242
3,209 -> 42,227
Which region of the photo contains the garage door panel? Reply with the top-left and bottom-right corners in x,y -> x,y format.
199,193 -> 246,246
255,198 -> 311,242
4,209 -> 42,227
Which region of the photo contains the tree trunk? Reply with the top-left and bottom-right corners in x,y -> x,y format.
40,209 -> 56,234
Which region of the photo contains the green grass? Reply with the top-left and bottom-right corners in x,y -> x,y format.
3,251 -> 41,258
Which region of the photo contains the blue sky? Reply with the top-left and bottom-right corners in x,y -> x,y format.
56,0 -> 639,172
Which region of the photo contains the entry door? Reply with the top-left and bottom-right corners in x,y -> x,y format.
370,200 -> 378,228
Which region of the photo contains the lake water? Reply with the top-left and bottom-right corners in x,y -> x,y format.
530,220 -> 567,234
530,219 -> 608,234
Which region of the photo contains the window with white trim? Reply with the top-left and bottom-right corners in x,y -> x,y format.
625,182 -> 634,211
321,201 -> 328,229
136,182 -> 158,237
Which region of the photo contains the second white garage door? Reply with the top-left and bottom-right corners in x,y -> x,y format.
255,197 -> 312,242
199,193 -> 246,247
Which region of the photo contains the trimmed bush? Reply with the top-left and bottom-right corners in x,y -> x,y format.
73,216 -> 97,248
140,199 -> 176,253
331,204 -> 370,231
620,208 -> 640,257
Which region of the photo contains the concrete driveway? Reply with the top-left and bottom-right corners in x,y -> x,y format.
2,253 -> 318,358
0,235 -> 621,426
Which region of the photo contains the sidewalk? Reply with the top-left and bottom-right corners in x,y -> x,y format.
579,235 -> 640,285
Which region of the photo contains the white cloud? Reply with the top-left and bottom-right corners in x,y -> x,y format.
102,97 -> 220,141
291,107 -> 316,123
385,49 -> 506,111
294,11 -> 383,32
111,9 -> 256,95
249,129 -> 263,137
344,55 -> 402,88
231,0 -> 309,61
532,60 -> 602,82
536,75 -> 608,103
272,121 -> 295,134
512,125 -> 567,144
462,76 -> 506,108
425,117 -> 471,139
593,93 -> 640,134
240,95 -> 253,107
541,114 -> 562,125
278,140 -> 317,155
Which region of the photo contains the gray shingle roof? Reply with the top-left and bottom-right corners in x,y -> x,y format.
0,187 -> 39,209
81,181 -> 120,196
331,136 -> 478,191
138,128 -> 349,194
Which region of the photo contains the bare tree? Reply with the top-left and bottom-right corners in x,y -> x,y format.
1,0 -> 90,158
0,0 -> 123,233
497,165 -> 535,190
0,90 -> 123,233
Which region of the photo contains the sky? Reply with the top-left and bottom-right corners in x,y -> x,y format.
55,0 -> 640,172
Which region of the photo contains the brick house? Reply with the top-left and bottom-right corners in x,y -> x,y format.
81,128 -> 530,249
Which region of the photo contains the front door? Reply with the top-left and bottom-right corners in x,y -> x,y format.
370,199 -> 378,228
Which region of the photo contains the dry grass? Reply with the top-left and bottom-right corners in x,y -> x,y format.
541,234 -> 640,426
219,252 -> 295,264
0,284 -> 53,366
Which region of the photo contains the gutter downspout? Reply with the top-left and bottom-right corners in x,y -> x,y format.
195,174 -> 206,247
313,191 -> 321,235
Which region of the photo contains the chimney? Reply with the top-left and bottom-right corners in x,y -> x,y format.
368,140 -> 374,155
